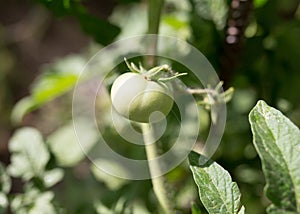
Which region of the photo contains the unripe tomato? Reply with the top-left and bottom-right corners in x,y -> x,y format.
111,72 -> 174,123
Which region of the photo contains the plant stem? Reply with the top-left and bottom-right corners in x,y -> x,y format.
144,1 -> 173,213
147,0 -> 164,66
141,123 -> 173,214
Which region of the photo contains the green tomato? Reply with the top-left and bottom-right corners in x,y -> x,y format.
111,72 -> 174,123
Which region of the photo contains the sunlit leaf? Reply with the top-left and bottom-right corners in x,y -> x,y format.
0,163 -> 10,212
11,55 -> 85,124
30,55 -> 84,103
267,204 -> 296,214
94,201 -> 115,214
91,160 -> 127,190
238,206 -> 245,214
110,2 -> 191,39
249,100 -> 300,213
47,120 -> 98,167
43,168 -> 64,188
189,151 -> 244,214
0,163 -> 11,194
11,97 -> 37,125
31,73 -> 77,104
192,0 -> 228,30
0,192 -> 8,212
8,128 -> 50,180
11,189 -> 56,214
254,0 -> 268,8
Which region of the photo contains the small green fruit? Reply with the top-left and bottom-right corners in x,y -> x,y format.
111,72 -> 173,123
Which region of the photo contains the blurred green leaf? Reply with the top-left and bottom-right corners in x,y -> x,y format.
8,127 -> 50,180
77,13 -> 120,45
0,163 -> 11,194
191,0 -> 228,30
10,72 -> 77,125
0,163 -> 10,212
11,189 -> 56,214
254,0 -> 268,8
0,192 -> 8,212
114,197 -> 127,213
174,174 -> 198,210
189,151 -> 244,214
11,97 -> 37,125
266,205 -> 296,214
129,201 -> 151,214
95,197 -> 131,214
91,160 -> 128,190
191,202 -> 202,214
31,55 -> 84,103
43,168 -> 64,188
36,0 -> 120,44
31,73 -> 77,104
109,4 -> 147,38
238,206 -> 245,214
249,100 -> 300,213
47,120 -> 98,167
116,0 -> 141,3
232,89 -> 256,114
35,0 -> 76,16
95,201 -> 114,214
11,55 -> 85,124
163,15 -> 187,29
110,2 -> 191,40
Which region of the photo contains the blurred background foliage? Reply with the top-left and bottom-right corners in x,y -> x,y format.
1,0 -> 300,213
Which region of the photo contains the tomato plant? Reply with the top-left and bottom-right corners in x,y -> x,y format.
1,0 -> 300,213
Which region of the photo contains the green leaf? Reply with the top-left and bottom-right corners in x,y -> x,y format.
109,2 -> 190,40
0,192 -> 8,212
11,97 -> 37,125
8,128 -> 50,180
254,0 -> 268,8
35,0 -> 76,16
191,202 -> 202,214
238,206 -> 245,214
36,0 -> 120,44
91,160 -> 128,190
30,55 -> 84,104
116,0 -> 141,3
11,189 -> 56,214
189,151 -> 244,214
94,197 -> 134,214
0,163 -> 11,211
267,204 -> 296,214
31,73 -> 77,104
191,0 -> 228,30
11,55 -> 84,124
249,100 -> 300,213
43,168 -> 64,188
77,13 -> 120,45
0,163 -> 11,194
47,120 -> 98,167
94,201 -> 115,214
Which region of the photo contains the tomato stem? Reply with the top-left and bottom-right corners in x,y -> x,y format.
145,1 -> 175,212
141,123 -> 173,214
147,0 -> 164,66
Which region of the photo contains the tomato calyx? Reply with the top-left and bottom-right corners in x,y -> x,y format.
124,58 -> 187,83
